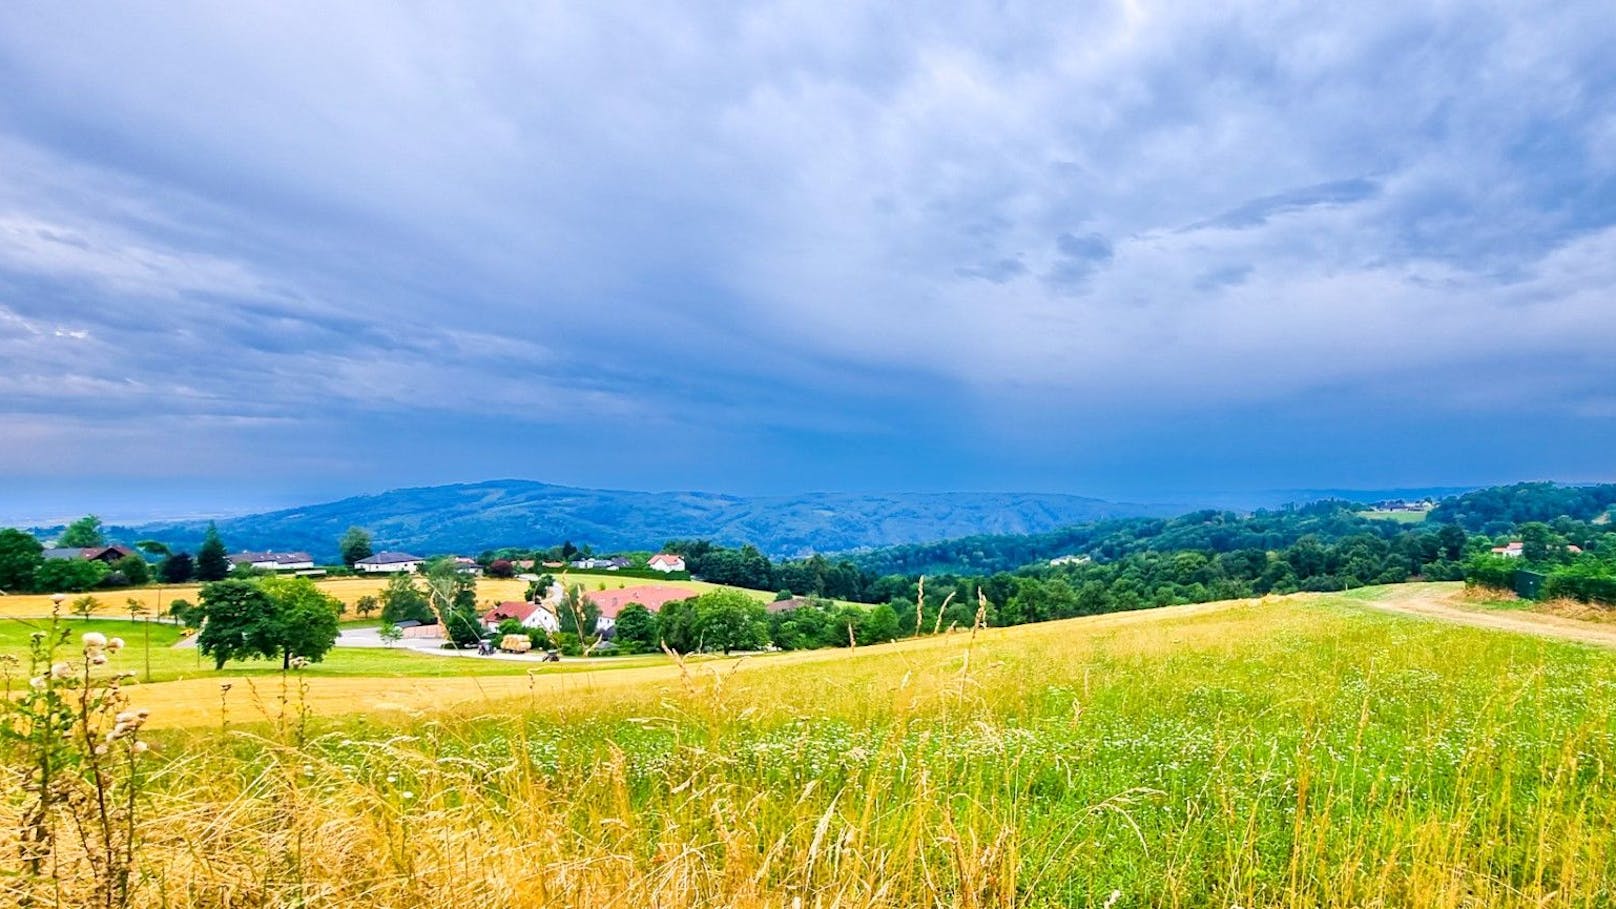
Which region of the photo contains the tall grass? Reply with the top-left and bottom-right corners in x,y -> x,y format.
5,596 -> 1616,907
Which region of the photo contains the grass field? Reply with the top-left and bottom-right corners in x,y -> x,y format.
6,587 -> 1616,907
1359,508 -> 1429,523
0,576 -> 482,621
0,573 -> 769,621
0,616 -> 686,687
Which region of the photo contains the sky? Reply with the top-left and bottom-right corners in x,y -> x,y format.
1,2 -> 1614,522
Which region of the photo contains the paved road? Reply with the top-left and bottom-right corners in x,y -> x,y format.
335,625 -> 564,661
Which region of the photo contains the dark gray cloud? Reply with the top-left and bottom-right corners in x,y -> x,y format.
0,1 -> 1613,510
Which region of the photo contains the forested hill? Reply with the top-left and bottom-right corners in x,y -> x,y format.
1427,482 -> 1616,532
125,480 -> 1177,560
851,481 -> 1616,575
847,501 -> 1415,576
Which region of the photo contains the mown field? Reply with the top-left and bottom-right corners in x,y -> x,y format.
1358,508 -> 1429,524
0,573 -> 766,621
5,588 -> 1616,907
0,617 -> 680,688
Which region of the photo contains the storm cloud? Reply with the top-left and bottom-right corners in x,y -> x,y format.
0,2 -> 1613,516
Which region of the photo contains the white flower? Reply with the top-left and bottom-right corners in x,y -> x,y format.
107,637 -> 125,652
131,741 -> 150,755
89,653 -> 108,666
82,632 -> 108,648
28,676 -> 46,690
50,662 -> 73,679
401,791 -> 416,801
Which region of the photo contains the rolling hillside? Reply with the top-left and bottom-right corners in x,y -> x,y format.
123,479 -> 1178,560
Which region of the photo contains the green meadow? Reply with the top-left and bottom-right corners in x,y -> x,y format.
6,589 -> 1615,907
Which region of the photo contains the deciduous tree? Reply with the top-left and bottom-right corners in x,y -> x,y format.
158,552 -> 195,584
692,589 -> 768,654
0,528 -> 44,592
33,558 -> 108,593
612,603 -> 658,653
258,576 -> 342,669
196,580 -> 277,670
59,515 -> 105,548
113,555 -> 151,586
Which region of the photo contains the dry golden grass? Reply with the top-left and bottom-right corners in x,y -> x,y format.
8,590 -> 1616,908
0,576 -> 534,621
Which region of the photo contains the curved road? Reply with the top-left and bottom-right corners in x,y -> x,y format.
1351,582 -> 1616,648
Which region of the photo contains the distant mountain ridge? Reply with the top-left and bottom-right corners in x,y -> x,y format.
124,480 -> 1181,560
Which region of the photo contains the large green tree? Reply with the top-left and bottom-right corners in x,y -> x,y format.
612,603 -> 658,653
654,597 -> 700,652
259,576 -> 342,669
33,558 -> 108,593
0,528 -> 44,592
339,527 -> 374,569
379,573 -> 433,625
158,552 -> 195,583
196,523 -> 230,581
196,580 -> 279,670
856,603 -> 901,644
112,554 -> 151,586
59,515 -> 105,548
691,588 -> 768,654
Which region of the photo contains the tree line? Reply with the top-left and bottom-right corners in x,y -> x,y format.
1464,520 -> 1616,606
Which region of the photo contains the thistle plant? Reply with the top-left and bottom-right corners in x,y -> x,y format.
0,610 -> 151,909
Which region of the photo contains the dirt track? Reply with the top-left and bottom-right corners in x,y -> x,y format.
1353,583 -> 1616,649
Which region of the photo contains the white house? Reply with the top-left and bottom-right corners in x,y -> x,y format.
647,553 -> 686,573
355,551 -> 426,573
482,601 -> 560,633
230,551 -> 316,571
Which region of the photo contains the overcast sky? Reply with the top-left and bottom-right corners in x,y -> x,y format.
2,2 -> 1614,521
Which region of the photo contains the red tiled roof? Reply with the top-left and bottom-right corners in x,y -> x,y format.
483,601 -> 546,624
648,554 -> 684,567
585,585 -> 698,618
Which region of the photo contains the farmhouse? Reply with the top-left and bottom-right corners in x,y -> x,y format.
1490,541 -> 1584,558
452,556 -> 483,576
766,596 -> 812,614
647,553 -> 686,573
570,557 -> 615,570
355,551 -> 426,573
585,584 -> 697,634
229,551 -> 316,571
482,600 -> 560,633
43,545 -> 138,564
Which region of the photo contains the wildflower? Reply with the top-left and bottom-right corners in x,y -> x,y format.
107,637 -> 126,652
115,710 -> 140,725
50,662 -> 73,679
131,741 -> 149,755
82,631 -> 108,648
401,791 -> 416,801
89,653 -> 109,666
28,676 -> 46,690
